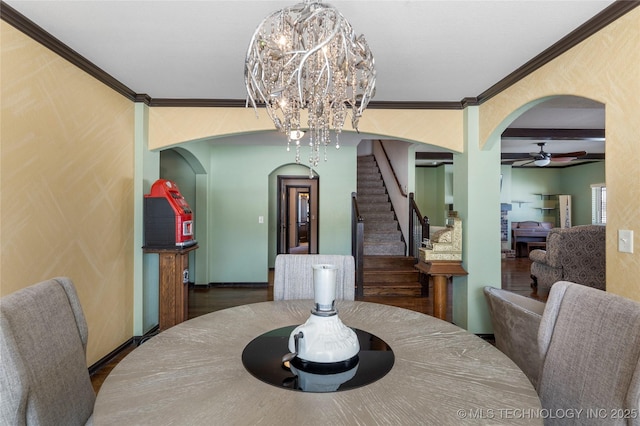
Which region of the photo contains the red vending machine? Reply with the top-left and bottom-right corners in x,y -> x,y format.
144,179 -> 196,248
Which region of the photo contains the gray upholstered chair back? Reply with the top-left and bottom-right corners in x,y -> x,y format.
0,277 -> 95,425
537,281 -> 640,425
530,225 -> 606,291
483,286 -> 545,388
274,254 -> 355,301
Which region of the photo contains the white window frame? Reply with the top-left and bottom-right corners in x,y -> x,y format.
591,183 -> 606,225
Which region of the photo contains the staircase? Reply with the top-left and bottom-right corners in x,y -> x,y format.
357,155 -> 422,296
362,255 -> 422,296
356,155 -> 405,256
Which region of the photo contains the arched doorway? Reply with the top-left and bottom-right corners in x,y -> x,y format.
498,95 -> 605,298
159,147 -> 208,284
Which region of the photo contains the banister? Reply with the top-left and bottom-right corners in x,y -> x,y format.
408,193 -> 430,258
378,140 -> 408,198
351,192 -> 364,297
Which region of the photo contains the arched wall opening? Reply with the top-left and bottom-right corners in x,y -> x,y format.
484,95 -> 605,298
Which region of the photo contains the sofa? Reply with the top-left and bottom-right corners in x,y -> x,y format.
530,225 -> 606,292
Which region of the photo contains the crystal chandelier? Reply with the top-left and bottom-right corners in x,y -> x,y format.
245,0 -> 376,171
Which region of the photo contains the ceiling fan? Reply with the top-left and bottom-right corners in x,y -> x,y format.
507,142 -> 587,167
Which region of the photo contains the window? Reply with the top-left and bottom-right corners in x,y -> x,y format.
591,184 -> 606,225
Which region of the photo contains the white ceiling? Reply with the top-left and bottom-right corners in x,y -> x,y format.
4,0 -> 615,166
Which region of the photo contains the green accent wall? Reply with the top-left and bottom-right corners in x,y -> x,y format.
558,162 -> 605,225
172,142 -> 357,284
415,165 -> 452,227
453,107 -> 502,333
508,162 -> 605,226
134,103 -> 161,336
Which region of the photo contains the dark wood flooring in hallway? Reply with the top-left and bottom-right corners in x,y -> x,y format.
90,257 -> 541,393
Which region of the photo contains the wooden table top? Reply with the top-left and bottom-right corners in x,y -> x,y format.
94,301 -> 541,425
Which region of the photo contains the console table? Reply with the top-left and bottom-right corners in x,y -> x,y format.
415,260 -> 468,321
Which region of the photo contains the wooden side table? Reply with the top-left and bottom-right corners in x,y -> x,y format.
143,245 -> 198,331
415,260 -> 468,321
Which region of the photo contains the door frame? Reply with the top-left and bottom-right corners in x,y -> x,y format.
277,176 -> 319,254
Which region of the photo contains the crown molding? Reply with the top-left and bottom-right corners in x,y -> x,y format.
148,98 -> 247,108
476,0 -> 640,104
0,1 -> 138,101
2,0 -> 638,108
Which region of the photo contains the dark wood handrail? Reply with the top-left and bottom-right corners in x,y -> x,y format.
377,140 -> 408,198
351,192 -> 364,297
408,193 -> 430,258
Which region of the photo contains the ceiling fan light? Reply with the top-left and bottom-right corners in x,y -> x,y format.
534,157 -> 551,167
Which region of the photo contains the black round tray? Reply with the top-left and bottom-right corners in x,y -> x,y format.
242,325 -> 394,393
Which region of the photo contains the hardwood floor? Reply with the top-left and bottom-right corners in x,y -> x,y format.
91,257 -> 541,393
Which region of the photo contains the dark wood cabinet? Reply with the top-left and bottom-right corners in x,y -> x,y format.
144,245 -> 198,331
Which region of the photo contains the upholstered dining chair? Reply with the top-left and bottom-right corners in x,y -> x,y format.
0,277 -> 95,426
537,281 -> 640,425
273,254 -> 355,301
483,286 -> 545,388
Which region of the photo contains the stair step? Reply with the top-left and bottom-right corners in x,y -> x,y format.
357,165 -> 379,172
357,178 -> 383,187
365,231 -> 402,242
364,255 -> 416,269
362,282 -> 422,297
364,270 -> 418,283
357,186 -> 386,195
364,241 -> 405,256
357,194 -> 389,204
357,174 -> 380,181
357,156 -> 376,164
359,203 -> 392,213
365,221 -> 399,232
357,175 -> 380,180
360,211 -> 395,221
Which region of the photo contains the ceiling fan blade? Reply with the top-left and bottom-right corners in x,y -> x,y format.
502,157 -> 531,163
549,150 -> 587,162
552,151 -> 587,158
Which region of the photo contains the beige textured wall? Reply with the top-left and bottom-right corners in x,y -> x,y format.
1,22 -> 135,364
149,107 -> 464,152
479,8 -> 640,302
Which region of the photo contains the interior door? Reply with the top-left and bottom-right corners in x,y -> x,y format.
277,176 -> 319,254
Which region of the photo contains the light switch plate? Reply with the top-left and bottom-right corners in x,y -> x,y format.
618,229 -> 634,253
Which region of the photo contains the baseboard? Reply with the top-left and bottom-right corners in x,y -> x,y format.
134,325 -> 160,345
88,339 -> 132,375
205,282 -> 268,288
88,325 -> 159,375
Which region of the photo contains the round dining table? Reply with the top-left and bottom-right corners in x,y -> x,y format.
93,300 -> 542,425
